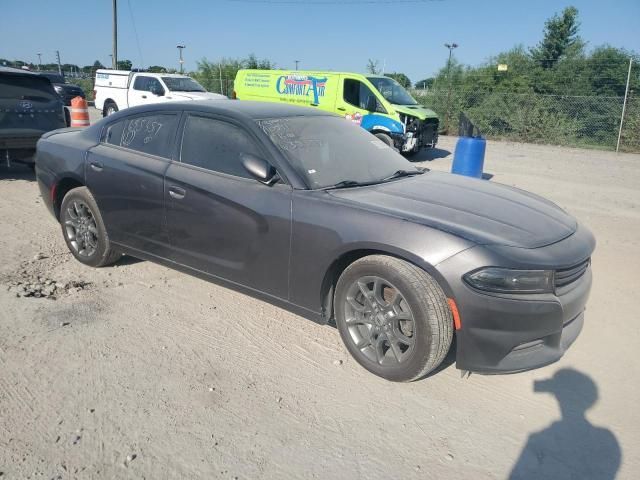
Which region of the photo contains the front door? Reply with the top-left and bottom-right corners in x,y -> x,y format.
85,111 -> 180,256
336,76 -> 385,126
128,75 -> 166,108
164,113 -> 291,299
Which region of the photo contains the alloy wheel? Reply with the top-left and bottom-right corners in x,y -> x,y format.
64,200 -> 99,258
343,276 -> 416,366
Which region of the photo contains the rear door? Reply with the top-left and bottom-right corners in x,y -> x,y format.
164,113 -> 291,299
128,75 -> 166,108
86,111 -> 180,256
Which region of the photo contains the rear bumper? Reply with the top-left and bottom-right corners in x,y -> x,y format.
0,135 -> 41,163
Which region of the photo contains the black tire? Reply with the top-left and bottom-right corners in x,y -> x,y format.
103,101 -> 118,117
335,255 -> 453,382
374,133 -> 395,148
60,186 -> 121,267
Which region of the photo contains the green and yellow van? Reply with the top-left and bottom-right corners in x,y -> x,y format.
233,70 -> 439,154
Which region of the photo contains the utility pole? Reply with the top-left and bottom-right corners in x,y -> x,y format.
112,0 -> 118,69
55,50 -> 62,76
37,53 -> 42,71
444,42 -> 458,133
177,44 -> 186,74
616,57 -> 633,153
294,60 -> 300,71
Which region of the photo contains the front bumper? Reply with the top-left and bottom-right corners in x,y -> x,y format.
436,228 -> 595,373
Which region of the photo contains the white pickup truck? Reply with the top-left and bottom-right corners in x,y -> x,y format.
94,69 -> 226,116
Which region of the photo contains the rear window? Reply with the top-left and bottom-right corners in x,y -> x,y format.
103,113 -> 178,158
0,74 -> 58,101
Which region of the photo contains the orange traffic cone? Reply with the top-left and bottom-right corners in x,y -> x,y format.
70,96 -> 90,127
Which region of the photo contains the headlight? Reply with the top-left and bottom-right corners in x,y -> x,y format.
464,268 -> 554,294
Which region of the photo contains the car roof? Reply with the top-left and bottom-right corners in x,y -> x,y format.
0,66 -> 41,76
119,100 -> 335,121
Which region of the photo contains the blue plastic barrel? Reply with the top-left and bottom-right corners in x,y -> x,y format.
451,137 -> 486,178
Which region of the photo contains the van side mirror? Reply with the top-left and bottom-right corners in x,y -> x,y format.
365,95 -> 377,112
241,153 -> 279,185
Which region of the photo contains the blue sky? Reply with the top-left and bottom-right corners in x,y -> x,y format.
2,0 -> 639,82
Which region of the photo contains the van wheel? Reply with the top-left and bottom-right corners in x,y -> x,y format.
374,133 -> 395,148
334,255 -> 453,382
103,102 -> 118,117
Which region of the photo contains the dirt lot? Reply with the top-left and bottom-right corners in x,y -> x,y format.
1,119 -> 640,478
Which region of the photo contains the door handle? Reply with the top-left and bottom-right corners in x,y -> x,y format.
337,107 -> 346,111
168,186 -> 186,200
90,161 -> 103,172
141,95 -> 147,99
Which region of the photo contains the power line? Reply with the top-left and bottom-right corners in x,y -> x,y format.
127,0 -> 145,68
225,0 -> 442,4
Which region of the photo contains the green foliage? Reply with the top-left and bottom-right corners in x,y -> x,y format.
384,73 -> 411,88
366,59 -> 380,75
531,6 -> 581,68
192,54 -> 275,97
147,65 -> 168,73
116,59 -> 133,71
75,78 -> 95,101
414,78 -> 435,89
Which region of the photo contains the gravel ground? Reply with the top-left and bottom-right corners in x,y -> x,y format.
1,114 -> 639,479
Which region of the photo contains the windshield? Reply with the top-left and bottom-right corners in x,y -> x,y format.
161,76 -> 206,92
368,77 -> 417,105
0,75 -> 58,101
257,116 -> 420,189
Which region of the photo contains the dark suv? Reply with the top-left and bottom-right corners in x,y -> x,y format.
0,67 -> 67,166
39,72 -> 86,106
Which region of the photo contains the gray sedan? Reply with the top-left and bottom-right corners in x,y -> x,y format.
35,101 -> 594,381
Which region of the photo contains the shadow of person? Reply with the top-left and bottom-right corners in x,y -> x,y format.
509,369 -> 621,480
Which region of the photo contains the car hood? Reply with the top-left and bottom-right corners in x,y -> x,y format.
169,92 -> 227,101
328,171 -> 577,248
393,103 -> 438,120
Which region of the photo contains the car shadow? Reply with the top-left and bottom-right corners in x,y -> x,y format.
115,255 -> 145,266
407,147 -> 451,163
0,163 -> 36,181
509,368 -> 621,479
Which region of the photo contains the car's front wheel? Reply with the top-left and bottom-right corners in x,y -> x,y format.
335,255 -> 453,381
60,187 -> 121,267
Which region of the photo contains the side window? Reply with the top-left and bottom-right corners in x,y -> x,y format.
133,76 -> 150,91
102,114 -> 178,158
104,119 -> 126,145
343,79 -> 385,113
147,78 -> 164,95
180,116 -> 261,178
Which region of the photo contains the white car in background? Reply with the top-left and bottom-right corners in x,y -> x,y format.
94,69 -> 226,116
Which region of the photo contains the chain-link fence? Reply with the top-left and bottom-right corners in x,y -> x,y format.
412,88 -> 639,153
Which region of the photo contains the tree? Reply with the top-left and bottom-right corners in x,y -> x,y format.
531,6 -> 581,68
366,59 -> 380,74
414,78 -> 435,89
147,65 -> 168,73
116,59 -> 133,71
385,72 -> 412,88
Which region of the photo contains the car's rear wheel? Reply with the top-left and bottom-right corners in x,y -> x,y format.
60,187 -> 121,267
104,101 -> 118,117
335,255 -> 453,381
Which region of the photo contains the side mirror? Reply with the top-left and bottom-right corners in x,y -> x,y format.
241,153 -> 279,185
365,95 -> 377,112
153,88 -> 165,97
